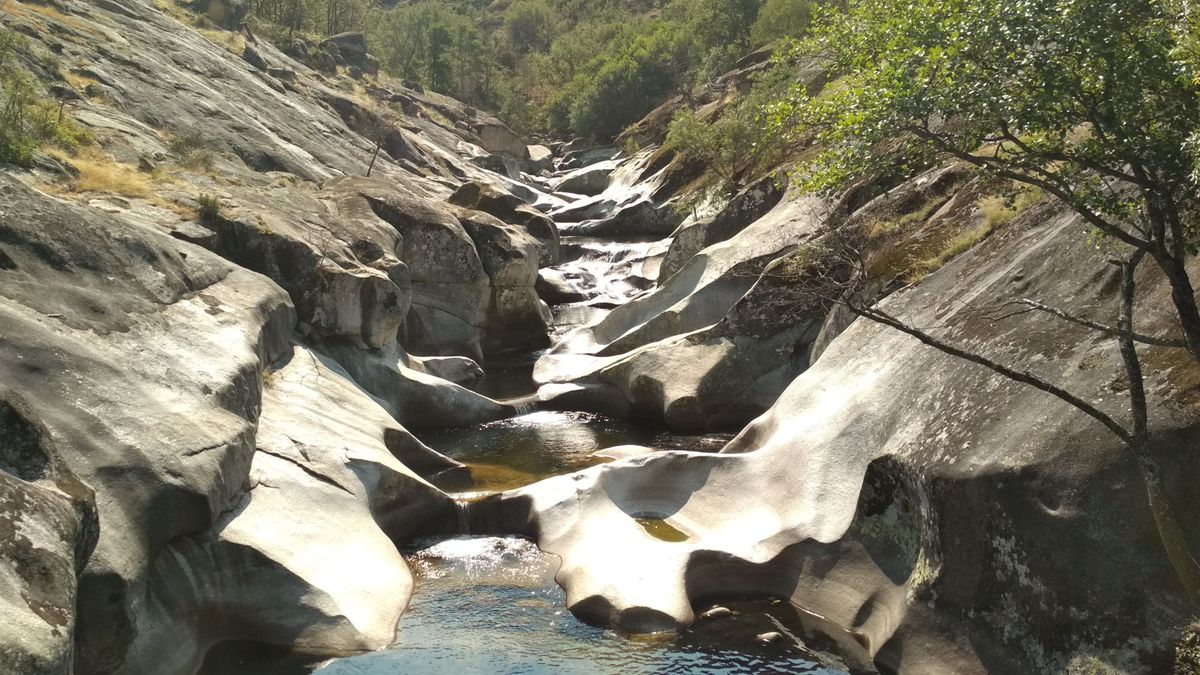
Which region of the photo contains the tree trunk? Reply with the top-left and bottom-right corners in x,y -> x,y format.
1115,251 -> 1200,607
1153,250 -> 1200,362
1132,448 -> 1200,607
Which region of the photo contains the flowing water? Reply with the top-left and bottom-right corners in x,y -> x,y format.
204,178 -> 854,674
303,389 -> 850,674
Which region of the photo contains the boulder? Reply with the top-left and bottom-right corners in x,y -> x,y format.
449,181 -> 560,265
318,341 -> 517,429
536,269 -> 591,305
115,346 -> 460,673
475,120 -> 529,159
560,198 -> 681,238
552,160 -> 620,196
0,176 -> 295,672
527,144 -> 554,173
559,146 -> 621,171
660,175 -> 785,280
412,354 -> 486,385
201,186 -> 412,351
0,391 -> 97,675
454,208 -> 553,354
536,191 -> 833,429
320,32 -> 368,67
497,201 -> 1200,673
328,177 -> 492,360
242,43 -> 269,71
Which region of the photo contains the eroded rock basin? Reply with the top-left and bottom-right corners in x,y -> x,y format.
318,536 -> 848,674
200,404 -> 849,674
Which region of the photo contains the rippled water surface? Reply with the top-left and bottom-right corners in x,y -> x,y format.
315,536 -> 848,675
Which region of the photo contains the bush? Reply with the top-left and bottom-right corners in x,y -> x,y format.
750,0 -> 814,47
505,0 -> 555,54
564,22 -> 690,140
197,193 -> 222,223
665,63 -> 790,191
0,29 -> 92,166
168,125 -> 212,155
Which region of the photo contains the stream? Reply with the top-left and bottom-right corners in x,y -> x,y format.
314,394 -> 848,674
204,201 -> 853,673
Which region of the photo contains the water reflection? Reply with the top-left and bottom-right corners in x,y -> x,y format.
422,410 -> 732,493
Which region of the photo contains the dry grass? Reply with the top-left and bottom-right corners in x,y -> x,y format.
6,1 -> 87,30
63,71 -> 97,90
198,28 -> 245,55
151,0 -> 190,21
47,147 -> 160,198
866,183 -> 1046,284
867,195 -> 946,240
62,71 -> 105,99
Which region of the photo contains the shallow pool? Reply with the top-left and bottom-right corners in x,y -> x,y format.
422,410 -> 732,493
315,536 -> 849,675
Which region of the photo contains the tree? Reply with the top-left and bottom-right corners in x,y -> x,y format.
675,0 -> 762,81
773,0 -> 1200,605
778,0 -> 1200,359
325,0 -> 371,35
505,0 -> 555,54
749,0 -> 814,46
561,21 -> 691,140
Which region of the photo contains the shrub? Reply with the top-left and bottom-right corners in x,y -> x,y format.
197,193 -> 222,223
565,22 -> 690,141
167,125 -> 211,155
750,0 -> 814,47
665,92 -> 785,193
505,0 -> 555,54
0,29 -> 92,166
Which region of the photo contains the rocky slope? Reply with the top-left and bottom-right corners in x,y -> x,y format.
1,0 -> 1198,674
0,0 -> 556,671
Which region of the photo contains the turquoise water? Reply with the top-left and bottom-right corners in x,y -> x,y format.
315,536 -> 849,675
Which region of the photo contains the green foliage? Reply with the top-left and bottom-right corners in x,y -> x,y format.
773,0 -> 1200,246
246,0 -> 371,36
0,28 -> 91,166
665,57 -> 791,190
364,0 -> 775,140
558,21 -> 691,140
505,0 -> 555,54
750,0 -> 814,46
674,0 -> 762,82
369,2 -> 492,103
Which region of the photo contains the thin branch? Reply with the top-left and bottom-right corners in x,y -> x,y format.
842,301 -> 1134,445
1003,299 -> 1190,349
902,124 -> 1154,250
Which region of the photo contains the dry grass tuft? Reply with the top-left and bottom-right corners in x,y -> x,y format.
47,147 -> 159,198
197,28 -> 245,55
8,2 -> 85,28
63,72 -> 101,96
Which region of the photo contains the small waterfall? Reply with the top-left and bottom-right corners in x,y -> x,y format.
452,498 -> 471,534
